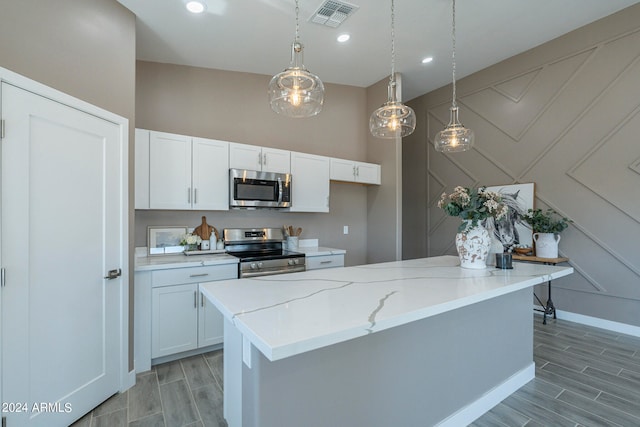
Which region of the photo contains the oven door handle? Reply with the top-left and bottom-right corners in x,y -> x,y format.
277,178 -> 284,204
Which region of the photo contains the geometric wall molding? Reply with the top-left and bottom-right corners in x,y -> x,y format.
409,7 -> 640,325
493,69 -> 541,103
461,50 -> 593,141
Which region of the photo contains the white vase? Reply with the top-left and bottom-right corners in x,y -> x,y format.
455,221 -> 491,269
533,232 -> 560,258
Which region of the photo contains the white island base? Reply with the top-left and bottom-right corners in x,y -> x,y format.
201,256 -> 573,426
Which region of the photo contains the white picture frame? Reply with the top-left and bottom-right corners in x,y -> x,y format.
485,183 -> 535,250
147,226 -> 187,255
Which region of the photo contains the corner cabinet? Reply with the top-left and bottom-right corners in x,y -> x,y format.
229,142 -> 290,174
289,151 -> 330,212
330,158 -> 381,185
135,129 -> 229,210
134,262 -> 237,372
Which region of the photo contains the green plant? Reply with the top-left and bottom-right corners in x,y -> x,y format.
523,208 -> 572,234
437,186 -> 508,232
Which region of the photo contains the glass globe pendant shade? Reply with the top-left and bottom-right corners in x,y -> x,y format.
369,80 -> 416,138
268,42 -> 324,118
434,106 -> 474,152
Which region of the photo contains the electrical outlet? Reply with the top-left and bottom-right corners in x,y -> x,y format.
343,225 -> 349,235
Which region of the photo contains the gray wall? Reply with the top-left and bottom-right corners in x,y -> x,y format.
366,75 -> 403,264
0,0 -> 137,367
135,61 -> 386,266
404,4 -> 640,327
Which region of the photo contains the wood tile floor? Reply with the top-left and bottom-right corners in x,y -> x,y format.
71,315 -> 640,427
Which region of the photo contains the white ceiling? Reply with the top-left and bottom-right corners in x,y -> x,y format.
117,0 -> 640,101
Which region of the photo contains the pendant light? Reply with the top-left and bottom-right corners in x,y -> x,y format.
369,0 -> 416,138
434,0 -> 474,152
268,0 -> 324,118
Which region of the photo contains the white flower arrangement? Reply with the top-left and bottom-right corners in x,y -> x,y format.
179,233 -> 202,246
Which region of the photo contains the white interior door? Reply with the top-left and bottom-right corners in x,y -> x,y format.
1,82 -> 124,426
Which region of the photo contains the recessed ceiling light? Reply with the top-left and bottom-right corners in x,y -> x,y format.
421,56 -> 434,64
337,34 -> 351,43
186,1 -> 205,14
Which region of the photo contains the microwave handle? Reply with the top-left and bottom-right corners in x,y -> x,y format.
277,178 -> 283,204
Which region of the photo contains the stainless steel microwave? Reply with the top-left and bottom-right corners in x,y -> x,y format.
229,168 -> 291,209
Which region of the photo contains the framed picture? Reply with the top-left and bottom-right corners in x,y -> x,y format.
147,226 -> 187,255
485,183 -> 535,250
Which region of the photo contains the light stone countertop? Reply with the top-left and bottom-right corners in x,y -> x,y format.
200,255 -> 573,362
135,252 -> 239,271
294,246 -> 346,256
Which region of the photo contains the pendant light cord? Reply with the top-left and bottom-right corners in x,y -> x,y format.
295,0 -> 300,42
451,0 -> 457,108
390,0 -> 396,84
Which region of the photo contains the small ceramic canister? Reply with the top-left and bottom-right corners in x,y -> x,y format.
201,240 -> 210,250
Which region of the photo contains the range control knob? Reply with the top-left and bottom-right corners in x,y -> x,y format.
293,258 -> 300,265
250,263 -> 257,270
287,259 -> 294,266
257,262 -> 264,268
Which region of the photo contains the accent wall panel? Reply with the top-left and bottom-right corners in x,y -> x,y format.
404,4 -> 640,327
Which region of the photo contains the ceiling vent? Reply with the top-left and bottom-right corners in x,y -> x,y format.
309,0 -> 359,28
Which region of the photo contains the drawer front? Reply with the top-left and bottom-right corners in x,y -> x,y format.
306,254 -> 344,270
151,264 -> 237,287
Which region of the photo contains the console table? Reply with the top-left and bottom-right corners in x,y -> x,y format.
512,255 -> 570,324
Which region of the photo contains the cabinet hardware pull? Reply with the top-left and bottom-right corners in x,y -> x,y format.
189,273 -> 209,277
320,260 -> 332,264
188,187 -> 191,203
194,188 -> 198,204
201,292 -> 205,307
194,290 -> 197,308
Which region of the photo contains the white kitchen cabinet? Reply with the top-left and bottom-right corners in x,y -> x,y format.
149,131 -> 192,209
135,129 -> 150,209
135,262 -> 237,370
192,137 -> 229,210
330,158 -> 381,185
289,151 -> 330,212
229,142 -> 290,173
147,130 -> 229,210
305,254 -> 345,270
152,283 -> 199,358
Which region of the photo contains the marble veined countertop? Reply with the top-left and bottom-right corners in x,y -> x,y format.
135,252 -> 238,271
295,246 -> 346,256
200,255 -> 573,361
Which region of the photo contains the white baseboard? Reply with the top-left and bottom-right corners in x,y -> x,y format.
437,363 -> 535,427
534,305 -> 640,338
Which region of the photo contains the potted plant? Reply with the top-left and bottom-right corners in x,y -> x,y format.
522,208 -> 572,258
437,186 -> 508,269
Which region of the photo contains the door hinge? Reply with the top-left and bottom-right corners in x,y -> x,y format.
1,267 -> 5,287
1,119 -> 5,139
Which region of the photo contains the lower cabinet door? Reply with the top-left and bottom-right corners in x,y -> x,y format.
198,290 -> 224,347
152,283 -> 199,358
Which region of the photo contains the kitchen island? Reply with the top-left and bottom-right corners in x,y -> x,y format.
199,255 -> 573,427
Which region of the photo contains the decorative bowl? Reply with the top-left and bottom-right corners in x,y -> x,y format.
513,247 -> 533,255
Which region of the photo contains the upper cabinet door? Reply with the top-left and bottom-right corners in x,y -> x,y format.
229,143 -> 291,173
149,131 -> 192,209
229,142 -> 262,171
135,129 -> 150,209
330,158 -> 357,182
354,162 -> 381,185
261,147 -> 291,174
192,137 -> 229,211
289,152 -> 330,212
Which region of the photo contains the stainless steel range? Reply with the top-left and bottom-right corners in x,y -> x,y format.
224,228 -> 305,278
